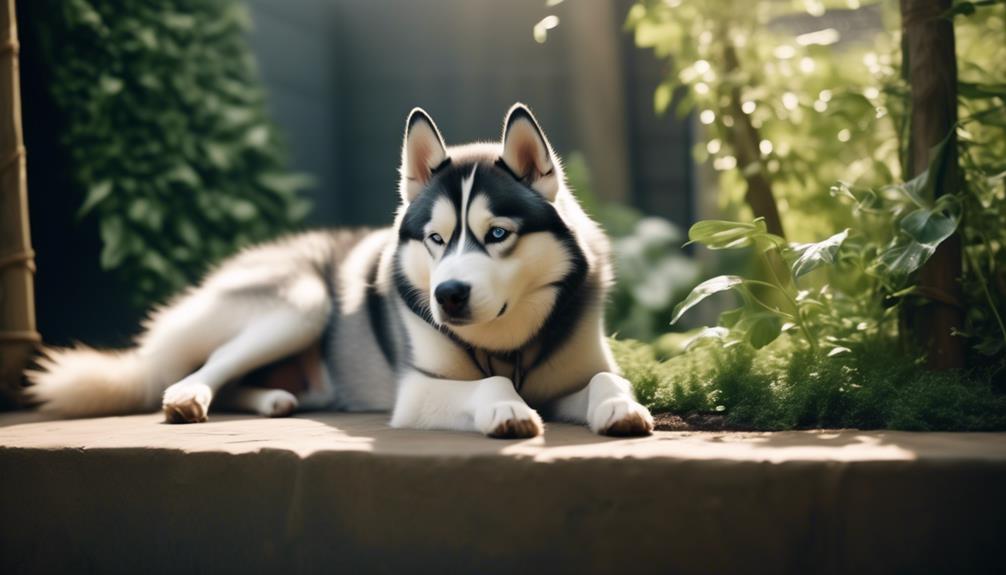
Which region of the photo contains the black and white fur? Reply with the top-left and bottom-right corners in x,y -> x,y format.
26,104 -> 654,438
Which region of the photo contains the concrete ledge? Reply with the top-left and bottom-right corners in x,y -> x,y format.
1,412 -> 1004,574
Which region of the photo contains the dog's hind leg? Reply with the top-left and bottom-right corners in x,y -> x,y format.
162,306 -> 328,423
214,386 -> 300,418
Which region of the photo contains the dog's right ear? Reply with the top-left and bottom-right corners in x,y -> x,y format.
399,108 -> 448,203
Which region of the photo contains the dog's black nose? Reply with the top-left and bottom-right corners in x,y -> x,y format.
434,280 -> 471,317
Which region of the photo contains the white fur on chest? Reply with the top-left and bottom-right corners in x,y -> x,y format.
397,295 -> 613,407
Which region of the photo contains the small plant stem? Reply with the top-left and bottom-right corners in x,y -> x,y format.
764,248 -> 793,294
796,311 -> 820,355
746,291 -> 796,321
757,246 -> 819,354
743,278 -> 791,292
966,247 -> 1006,347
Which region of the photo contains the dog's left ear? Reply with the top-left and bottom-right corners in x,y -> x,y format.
500,103 -> 559,201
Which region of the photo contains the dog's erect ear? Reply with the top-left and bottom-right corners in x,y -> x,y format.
500,103 -> 559,201
399,108 -> 448,203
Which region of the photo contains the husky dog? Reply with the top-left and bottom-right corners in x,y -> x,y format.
27,104 -> 654,438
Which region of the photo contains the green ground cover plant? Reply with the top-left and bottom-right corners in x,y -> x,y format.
613,334 -> 1006,430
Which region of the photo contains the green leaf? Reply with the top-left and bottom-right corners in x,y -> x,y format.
958,81 -> 1006,99
940,0 -> 1004,19
671,275 -> 744,324
99,75 -> 123,95
735,313 -> 783,349
900,203 -> 960,249
142,251 -> 171,276
229,199 -> 258,221
687,220 -> 760,249
719,307 -> 744,328
77,180 -> 113,218
789,229 -> 850,278
287,198 -> 313,221
98,217 -> 127,269
975,337 -> 1005,357
888,127 -> 956,208
176,219 -> 201,248
686,218 -> 784,250
876,240 -> 931,278
654,82 -> 673,114
887,172 -> 929,208
683,326 -> 731,350
165,163 -> 200,188
881,194 -> 963,279
260,172 -> 314,195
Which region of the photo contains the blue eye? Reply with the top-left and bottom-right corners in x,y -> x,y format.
428,233 -> 444,245
486,226 -> 511,243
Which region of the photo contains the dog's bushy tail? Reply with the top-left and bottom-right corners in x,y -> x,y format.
25,346 -> 160,417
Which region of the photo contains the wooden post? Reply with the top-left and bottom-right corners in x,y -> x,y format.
0,0 -> 38,404
722,44 -> 785,239
900,0 -> 965,369
561,0 -> 633,205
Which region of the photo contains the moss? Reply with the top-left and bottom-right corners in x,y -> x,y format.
611,335 -> 1006,431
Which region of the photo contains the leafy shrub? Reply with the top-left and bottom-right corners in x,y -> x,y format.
609,218 -> 700,340
31,0 -> 311,305
627,0 -> 1006,363
612,334 -> 1006,431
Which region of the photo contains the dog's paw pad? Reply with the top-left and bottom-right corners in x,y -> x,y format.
592,398 -> 654,437
163,397 -> 208,424
479,401 -> 543,439
489,417 -> 542,439
603,410 -> 654,436
162,382 -> 211,424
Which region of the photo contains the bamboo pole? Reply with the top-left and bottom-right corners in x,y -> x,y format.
0,0 -> 38,405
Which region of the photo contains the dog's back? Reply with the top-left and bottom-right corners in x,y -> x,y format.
26,229 -> 393,418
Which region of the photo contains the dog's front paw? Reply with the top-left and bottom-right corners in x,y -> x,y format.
476,401 -> 543,439
590,397 -> 654,436
162,382 -> 212,423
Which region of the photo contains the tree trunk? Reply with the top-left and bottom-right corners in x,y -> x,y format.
722,44 -> 785,239
900,0 -> 965,369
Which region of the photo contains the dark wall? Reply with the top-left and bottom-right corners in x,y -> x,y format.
247,0 -> 694,228
616,0 -> 696,223
246,0 -> 341,225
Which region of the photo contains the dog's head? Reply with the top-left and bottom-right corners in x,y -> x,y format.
393,104 -> 587,351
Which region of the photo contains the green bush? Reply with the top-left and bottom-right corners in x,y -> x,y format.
32,0 -> 311,305
613,335 -> 1006,431
627,1 -> 1006,362
611,1 -> 1006,429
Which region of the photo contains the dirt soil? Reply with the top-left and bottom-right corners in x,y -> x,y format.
653,412 -> 756,432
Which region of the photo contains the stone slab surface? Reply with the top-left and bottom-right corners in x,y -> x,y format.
1,412 -> 1005,574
